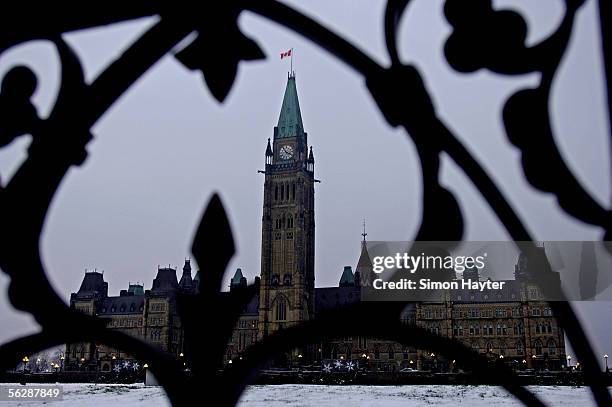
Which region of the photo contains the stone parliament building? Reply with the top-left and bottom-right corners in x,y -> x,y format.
66,74 -> 565,373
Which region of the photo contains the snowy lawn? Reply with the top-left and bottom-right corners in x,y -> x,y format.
3,383 -> 609,406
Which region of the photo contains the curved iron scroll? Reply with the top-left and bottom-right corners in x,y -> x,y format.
0,1 -> 610,406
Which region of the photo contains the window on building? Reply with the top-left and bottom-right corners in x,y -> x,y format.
469,325 -> 475,335
547,340 -> 556,355
547,323 -> 552,333
502,324 -> 507,335
500,342 -> 507,356
276,298 -> 287,321
486,342 -> 493,353
358,337 -> 367,349
516,341 -> 524,355
287,215 -> 294,228
534,340 -> 543,355
292,183 -> 296,200
532,308 -> 541,316
275,185 -> 278,201
497,324 -> 502,335
475,324 -> 480,335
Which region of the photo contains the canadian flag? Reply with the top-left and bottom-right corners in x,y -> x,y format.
280,49 -> 292,59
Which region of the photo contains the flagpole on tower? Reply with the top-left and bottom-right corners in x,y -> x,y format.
290,48 -> 294,75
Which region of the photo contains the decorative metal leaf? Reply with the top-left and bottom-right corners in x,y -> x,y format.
174,18 -> 265,102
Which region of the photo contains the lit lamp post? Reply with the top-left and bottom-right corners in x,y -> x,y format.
567,355 -> 572,370
22,356 -> 29,373
59,355 -> 65,372
604,354 -> 609,373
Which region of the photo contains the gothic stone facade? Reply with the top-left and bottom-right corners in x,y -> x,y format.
67,75 -> 565,373
65,261 -> 196,371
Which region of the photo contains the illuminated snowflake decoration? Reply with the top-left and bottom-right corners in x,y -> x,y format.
322,363 -> 332,373
334,360 -> 343,369
346,361 -> 355,371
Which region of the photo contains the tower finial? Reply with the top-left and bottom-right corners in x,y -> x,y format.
362,219 -> 367,242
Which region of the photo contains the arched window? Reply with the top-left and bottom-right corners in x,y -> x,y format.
547,339 -> 556,355
500,341 -> 507,356
286,184 -> 289,200
516,341 -> 524,355
292,183 -> 296,200
534,340 -> 543,355
275,185 -> 278,201
287,215 -> 294,229
276,298 -> 287,321
281,184 -> 284,200
485,342 -> 493,353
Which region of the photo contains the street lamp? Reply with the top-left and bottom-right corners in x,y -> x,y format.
59,355 -> 65,372
567,355 -> 572,368
604,354 -> 609,373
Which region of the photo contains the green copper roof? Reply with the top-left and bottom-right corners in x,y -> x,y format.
231,268 -> 244,285
339,266 -> 355,285
128,284 -> 144,295
275,75 -> 305,140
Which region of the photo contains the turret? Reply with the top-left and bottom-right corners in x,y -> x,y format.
307,146 -> 315,172
230,268 -> 247,292
179,258 -> 194,292
265,138 -> 273,165
339,266 -> 356,287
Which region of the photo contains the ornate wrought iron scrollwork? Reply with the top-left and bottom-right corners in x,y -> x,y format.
0,1 -> 611,406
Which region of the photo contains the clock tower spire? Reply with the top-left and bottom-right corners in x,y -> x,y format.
259,74 -> 316,341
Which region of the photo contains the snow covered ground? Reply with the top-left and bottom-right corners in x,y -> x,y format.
3,383 -> 610,406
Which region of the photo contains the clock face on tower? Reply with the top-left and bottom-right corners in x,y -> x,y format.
279,145 -> 294,160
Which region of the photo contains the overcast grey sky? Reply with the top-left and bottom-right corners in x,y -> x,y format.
0,0 -> 610,367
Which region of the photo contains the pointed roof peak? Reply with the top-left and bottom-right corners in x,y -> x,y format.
339,266 -> 355,286
275,75 -> 304,140
231,268 -> 244,284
